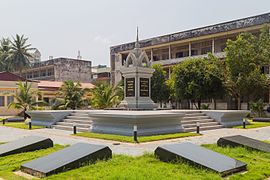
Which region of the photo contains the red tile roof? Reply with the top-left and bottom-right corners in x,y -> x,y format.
0,72 -> 29,81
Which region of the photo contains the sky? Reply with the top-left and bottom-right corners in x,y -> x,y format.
0,0 -> 270,66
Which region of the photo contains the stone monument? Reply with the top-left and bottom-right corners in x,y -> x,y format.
119,28 -> 157,109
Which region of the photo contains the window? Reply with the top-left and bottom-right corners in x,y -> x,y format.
7,96 -> 14,106
47,68 -> 54,76
191,50 -> 198,56
33,71 -> 39,78
201,47 -> 212,55
41,70 -> 46,77
0,96 -> 4,107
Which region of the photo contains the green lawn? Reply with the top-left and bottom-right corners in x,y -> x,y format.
233,120 -> 270,129
1,122 -> 45,130
0,144 -> 270,179
74,132 -> 200,143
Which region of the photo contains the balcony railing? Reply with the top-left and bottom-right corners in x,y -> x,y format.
151,52 -> 226,66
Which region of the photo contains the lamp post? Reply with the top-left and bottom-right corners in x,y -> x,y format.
2,119 -> 5,125
196,122 -> 200,134
73,122 -> 77,134
133,125 -> 138,143
243,118 -> 246,129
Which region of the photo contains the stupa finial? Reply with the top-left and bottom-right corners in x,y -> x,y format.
135,26 -> 140,48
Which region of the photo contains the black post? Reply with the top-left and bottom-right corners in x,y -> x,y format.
196,122 -> 200,134
243,118 -> 246,129
133,125 -> 138,143
2,119 -> 5,125
29,121 -> 32,130
73,125 -> 77,134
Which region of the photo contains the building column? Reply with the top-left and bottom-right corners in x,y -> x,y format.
212,38 -> 215,54
168,67 -> 171,78
169,45 -> 171,59
151,49 -> 153,61
189,42 -> 192,57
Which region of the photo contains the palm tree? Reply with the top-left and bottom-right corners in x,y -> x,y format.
53,80 -> 87,110
8,81 -> 44,120
0,38 -> 12,71
10,34 -> 34,74
91,83 -> 122,109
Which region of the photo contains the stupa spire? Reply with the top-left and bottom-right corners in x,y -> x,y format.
135,26 -> 140,48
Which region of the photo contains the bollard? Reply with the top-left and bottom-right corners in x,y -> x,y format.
133,125 -> 138,143
29,121 -> 32,130
2,119 -> 5,125
196,122 -> 200,134
243,118 -> 246,129
73,123 -> 77,134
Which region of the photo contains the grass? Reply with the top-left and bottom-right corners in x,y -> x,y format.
233,120 -> 270,129
0,144 -> 65,179
0,144 -> 270,180
0,122 -> 45,130
74,132 -> 200,143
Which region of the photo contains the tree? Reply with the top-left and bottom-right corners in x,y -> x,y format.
172,57 -> 224,109
0,38 -> 12,71
53,80 -> 87,110
9,34 -> 34,74
225,30 -> 270,109
90,83 -> 121,109
8,81 -> 43,120
151,64 -> 170,107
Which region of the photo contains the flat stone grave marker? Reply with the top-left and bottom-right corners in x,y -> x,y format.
217,135 -> 270,153
21,143 -> 112,177
155,142 -> 246,176
0,136 -> 53,157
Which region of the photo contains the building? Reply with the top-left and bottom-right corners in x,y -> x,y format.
38,80 -> 95,104
110,13 -> 270,86
0,72 -> 38,116
20,57 -> 92,83
91,65 -> 111,84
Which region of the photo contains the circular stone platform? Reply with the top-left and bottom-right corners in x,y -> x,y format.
87,110 -> 185,136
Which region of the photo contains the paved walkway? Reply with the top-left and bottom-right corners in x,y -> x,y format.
0,126 -> 270,156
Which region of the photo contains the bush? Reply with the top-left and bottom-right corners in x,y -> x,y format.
250,99 -> 265,117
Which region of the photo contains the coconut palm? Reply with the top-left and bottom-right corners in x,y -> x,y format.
8,81 -> 44,120
10,34 -> 34,74
0,38 -> 12,71
91,83 -> 122,109
53,80 -> 87,110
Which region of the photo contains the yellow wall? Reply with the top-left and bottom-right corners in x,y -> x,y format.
0,81 -> 38,116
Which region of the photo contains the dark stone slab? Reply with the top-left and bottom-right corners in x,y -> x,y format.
21,143 -> 112,177
155,142 -> 246,176
253,118 -> 270,122
0,136 -> 53,157
217,135 -> 270,153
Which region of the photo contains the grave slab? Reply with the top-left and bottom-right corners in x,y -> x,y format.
21,143 -> 112,177
155,142 -> 246,176
0,136 -> 53,157
217,135 -> 270,153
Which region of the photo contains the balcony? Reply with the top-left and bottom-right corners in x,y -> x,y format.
151,52 -> 226,66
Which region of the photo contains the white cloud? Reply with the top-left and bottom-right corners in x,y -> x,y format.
93,35 -> 111,45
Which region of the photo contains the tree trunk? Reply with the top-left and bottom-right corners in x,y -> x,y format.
23,108 -> 27,120
237,97 -> 241,110
198,100 -> 201,110
213,99 -> 217,110
160,101 -> 162,108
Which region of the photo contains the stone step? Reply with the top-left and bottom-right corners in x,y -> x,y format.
56,122 -> 91,128
66,116 -> 91,120
182,111 -> 201,114
184,125 -> 223,132
52,125 -> 90,132
70,113 -> 89,117
63,119 -> 92,124
182,121 -> 220,128
181,119 -> 215,125
185,113 -> 205,116
183,116 -> 210,120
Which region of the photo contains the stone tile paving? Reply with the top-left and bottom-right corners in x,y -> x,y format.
0,126 -> 270,156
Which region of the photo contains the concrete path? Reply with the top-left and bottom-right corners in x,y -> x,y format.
0,126 -> 270,156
